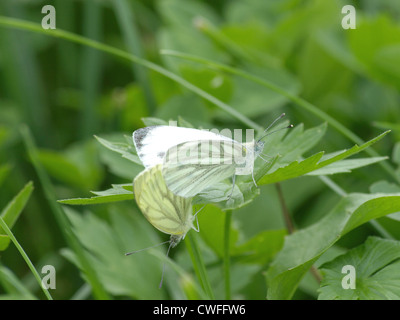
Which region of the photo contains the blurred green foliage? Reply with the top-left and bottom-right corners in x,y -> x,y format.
1,0 -> 400,300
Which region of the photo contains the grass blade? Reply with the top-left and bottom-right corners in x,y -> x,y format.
0,216 -> 52,300
185,232 -> 215,300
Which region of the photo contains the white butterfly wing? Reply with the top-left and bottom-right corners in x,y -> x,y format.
134,164 -> 194,236
162,140 -> 246,197
133,126 -> 234,168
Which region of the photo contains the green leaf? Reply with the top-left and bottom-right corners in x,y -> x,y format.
259,130 -> 390,185
319,237 -> 400,300
94,135 -> 141,164
306,157 -> 388,176
58,184 -> 133,205
265,192 -> 400,300
0,182 -> 34,251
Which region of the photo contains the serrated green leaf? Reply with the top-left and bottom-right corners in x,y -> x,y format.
58,184 -> 134,206
307,156 -> 388,176
319,237 -> 400,300
94,135 -> 141,164
265,192 -> 400,300
259,131 -> 390,185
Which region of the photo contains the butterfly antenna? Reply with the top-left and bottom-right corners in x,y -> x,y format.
257,124 -> 294,143
263,113 -> 286,133
159,241 -> 174,289
125,240 -> 170,256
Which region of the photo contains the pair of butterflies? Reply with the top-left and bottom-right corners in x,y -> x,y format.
128,114 -> 292,287
132,113 -> 291,244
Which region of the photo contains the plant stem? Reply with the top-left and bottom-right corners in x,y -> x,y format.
223,210 -> 232,300
0,216 -> 53,300
275,183 -> 295,234
185,232 -> 215,300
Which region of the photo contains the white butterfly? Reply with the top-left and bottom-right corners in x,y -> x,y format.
133,114 -> 291,198
127,164 -> 203,287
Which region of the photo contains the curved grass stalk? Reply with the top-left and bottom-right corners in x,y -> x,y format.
0,16 -> 262,132
0,216 -> 53,300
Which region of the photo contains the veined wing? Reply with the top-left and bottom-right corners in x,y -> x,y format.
133,126 -> 234,168
162,140 -> 246,198
134,164 -> 194,236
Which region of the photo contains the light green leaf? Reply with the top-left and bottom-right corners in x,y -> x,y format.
307,156 -> 388,176
0,182 -> 34,251
319,237 -> 400,300
259,131 -> 390,185
58,184 -> 134,205
94,135 -> 141,164
266,192 -> 400,300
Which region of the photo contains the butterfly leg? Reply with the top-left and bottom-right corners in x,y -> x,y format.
192,205 -> 206,232
251,169 -> 258,188
227,174 -> 236,201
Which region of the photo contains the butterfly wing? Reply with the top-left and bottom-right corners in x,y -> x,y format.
133,126 -> 234,168
162,140 -> 246,198
134,164 -> 194,236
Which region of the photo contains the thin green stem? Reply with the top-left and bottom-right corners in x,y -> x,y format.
275,183 -> 295,234
223,210 -> 232,300
185,232 -> 214,300
0,216 -> 53,300
160,50 -> 399,183
0,16 -> 261,131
